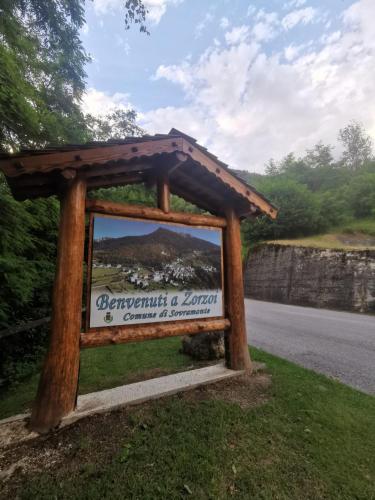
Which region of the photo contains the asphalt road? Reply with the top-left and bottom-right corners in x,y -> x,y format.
245,299 -> 375,395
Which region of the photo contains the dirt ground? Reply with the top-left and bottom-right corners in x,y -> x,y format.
0,371 -> 271,496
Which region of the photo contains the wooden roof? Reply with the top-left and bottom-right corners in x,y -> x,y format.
0,129 -> 277,218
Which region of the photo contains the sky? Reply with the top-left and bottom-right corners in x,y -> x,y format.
93,215 -> 222,245
81,0 -> 375,173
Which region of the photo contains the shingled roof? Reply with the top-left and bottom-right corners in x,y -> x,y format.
0,129 -> 277,218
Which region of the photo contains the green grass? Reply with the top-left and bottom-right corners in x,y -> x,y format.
0,337 -> 198,420
1,341 -> 375,499
270,218 -> 375,250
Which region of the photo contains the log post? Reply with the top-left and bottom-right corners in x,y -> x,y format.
224,207 -> 252,371
30,176 -> 87,433
157,169 -> 170,213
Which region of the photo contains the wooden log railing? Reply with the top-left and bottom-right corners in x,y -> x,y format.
85,199 -> 227,228
81,318 -> 230,348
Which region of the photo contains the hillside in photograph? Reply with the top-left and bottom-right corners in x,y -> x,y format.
92,227 -> 222,293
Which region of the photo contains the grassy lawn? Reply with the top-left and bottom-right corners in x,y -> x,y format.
1,339 -> 375,499
0,337 -> 201,420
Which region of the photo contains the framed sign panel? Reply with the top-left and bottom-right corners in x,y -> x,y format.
87,214 -> 224,328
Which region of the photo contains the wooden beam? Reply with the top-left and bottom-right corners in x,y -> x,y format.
182,139 -> 277,219
81,318 -> 230,348
29,176 -> 87,433
223,207 -> 252,371
169,183 -> 219,215
168,152 -> 189,175
83,161 -> 155,179
60,168 -> 76,180
173,167 -> 227,205
157,168 -> 170,213
1,135 -> 277,220
86,198 -> 227,228
86,173 -> 143,190
1,138 -> 184,177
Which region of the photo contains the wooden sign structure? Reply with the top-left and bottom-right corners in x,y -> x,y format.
0,129 -> 277,433
86,213 -> 224,329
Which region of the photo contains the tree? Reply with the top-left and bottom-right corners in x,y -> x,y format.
345,172 -> 375,218
264,158 -> 279,176
0,0 -> 148,152
0,179 -> 59,328
85,109 -> 144,141
242,177 -> 322,244
338,121 -> 373,170
304,142 -> 334,169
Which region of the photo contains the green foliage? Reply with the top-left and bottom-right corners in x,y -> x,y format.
344,172 -> 375,218
0,0 -> 148,151
242,178 -> 322,243
0,178 -> 59,386
0,0 -> 90,151
85,109 -> 144,141
90,184 -> 156,206
339,218 -> 375,237
0,179 -> 59,326
240,125 -> 375,247
338,121 -> 373,170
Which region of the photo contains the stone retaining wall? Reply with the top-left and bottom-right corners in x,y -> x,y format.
244,244 -> 375,313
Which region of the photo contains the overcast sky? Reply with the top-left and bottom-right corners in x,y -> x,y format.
81,0 -> 375,172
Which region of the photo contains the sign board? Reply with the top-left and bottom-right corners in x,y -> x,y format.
88,214 -> 223,328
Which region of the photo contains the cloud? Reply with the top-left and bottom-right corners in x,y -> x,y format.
153,61 -> 194,91
220,17 -> 230,29
284,43 -> 305,61
252,9 -> 279,41
247,5 -> 256,17
283,0 -> 306,9
82,88 -> 132,116
92,0 -> 183,24
282,7 -> 317,30
142,0 -> 375,172
195,11 -> 215,38
115,34 -> 131,54
252,21 -> 277,42
225,26 -> 250,45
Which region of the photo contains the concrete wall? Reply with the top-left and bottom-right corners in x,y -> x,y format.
244,244 -> 375,313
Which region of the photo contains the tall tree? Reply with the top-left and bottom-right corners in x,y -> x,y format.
0,0 -> 147,152
338,121 -> 373,170
304,142 -> 334,169
85,109 -> 144,141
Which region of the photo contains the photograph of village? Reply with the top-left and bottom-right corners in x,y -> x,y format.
90,215 -> 223,294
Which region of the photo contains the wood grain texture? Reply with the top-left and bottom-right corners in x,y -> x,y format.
81,318 -> 230,348
224,208 -> 252,371
85,212 -> 94,331
157,169 -> 170,213
85,199 -> 227,228
1,138 -> 183,176
30,177 -> 87,433
181,139 -> 277,219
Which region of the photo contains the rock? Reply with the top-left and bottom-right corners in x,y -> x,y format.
181,331 -> 225,360
245,244 -> 375,313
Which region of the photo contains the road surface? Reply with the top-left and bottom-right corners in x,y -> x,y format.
245,299 -> 375,395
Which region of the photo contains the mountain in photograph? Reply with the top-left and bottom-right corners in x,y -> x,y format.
94,227 -> 220,268
92,226 -> 222,292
